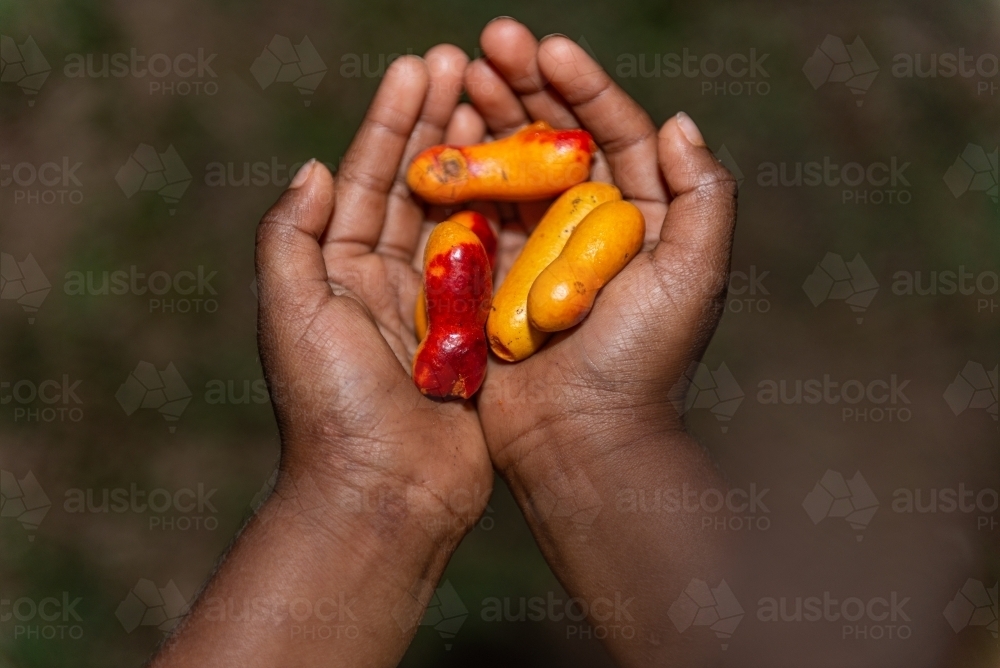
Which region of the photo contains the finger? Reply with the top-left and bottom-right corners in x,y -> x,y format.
480,18 -> 578,128
537,35 -> 667,213
654,113 -> 738,288
326,56 -> 429,258
465,58 -> 529,136
443,103 -> 487,145
256,160 -> 336,317
376,45 -> 468,262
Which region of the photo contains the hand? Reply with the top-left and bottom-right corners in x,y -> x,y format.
256,46 -> 492,535
152,47 -> 495,668
466,19 -> 737,486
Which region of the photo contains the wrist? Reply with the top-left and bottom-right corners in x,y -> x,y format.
488,394 -> 686,484
269,468 -> 470,555
276,436 -> 490,548
492,421 -> 673,538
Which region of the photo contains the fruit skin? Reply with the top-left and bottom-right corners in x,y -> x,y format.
527,200 -> 645,333
415,211 -> 496,341
406,121 -> 597,205
486,182 -> 621,361
412,221 -> 492,399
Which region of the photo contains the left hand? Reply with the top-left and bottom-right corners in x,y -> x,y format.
464,20 -> 737,478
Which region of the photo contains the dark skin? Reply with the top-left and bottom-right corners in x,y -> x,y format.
151,18 -> 737,668
466,20 -> 738,666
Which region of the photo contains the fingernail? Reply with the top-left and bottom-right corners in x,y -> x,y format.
487,15 -> 517,24
540,33 -> 568,42
290,159 -> 316,189
675,112 -> 705,147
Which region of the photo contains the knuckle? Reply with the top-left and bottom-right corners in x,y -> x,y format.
338,163 -> 394,195
256,207 -> 297,250
697,164 -> 739,200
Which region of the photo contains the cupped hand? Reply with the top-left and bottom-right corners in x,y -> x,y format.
255,46 -> 493,539
463,19 -> 739,470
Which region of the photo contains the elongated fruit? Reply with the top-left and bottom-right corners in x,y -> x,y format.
486,182 -> 621,361
528,200 -> 645,332
412,221 -> 492,399
406,121 -> 596,205
415,211 -> 497,341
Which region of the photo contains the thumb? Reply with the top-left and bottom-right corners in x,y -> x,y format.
255,159 -> 336,318
654,113 -> 738,302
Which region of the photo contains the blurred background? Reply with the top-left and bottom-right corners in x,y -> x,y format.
0,0 -> 997,666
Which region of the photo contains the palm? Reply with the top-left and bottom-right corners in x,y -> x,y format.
323,248 -> 421,367
480,217 -> 681,471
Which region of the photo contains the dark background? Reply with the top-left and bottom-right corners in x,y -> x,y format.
0,0 -> 997,666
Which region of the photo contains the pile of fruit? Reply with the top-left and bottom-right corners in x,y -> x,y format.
407,121 -> 645,400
